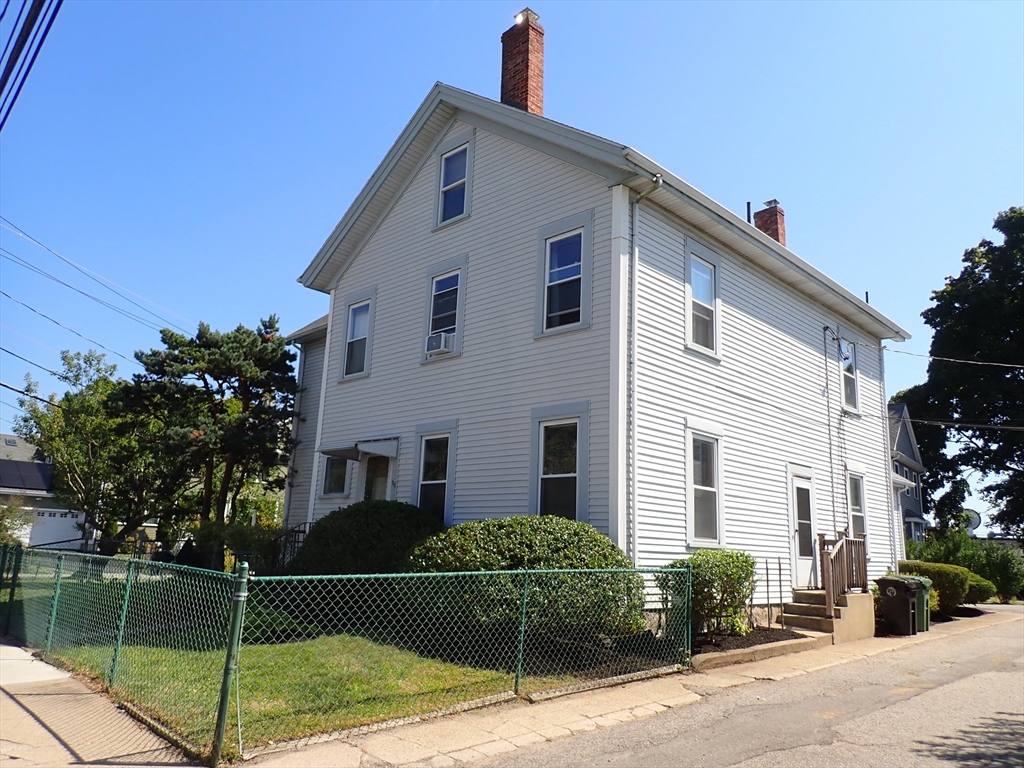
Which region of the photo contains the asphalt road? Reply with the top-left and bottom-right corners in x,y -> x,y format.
479,606 -> 1024,768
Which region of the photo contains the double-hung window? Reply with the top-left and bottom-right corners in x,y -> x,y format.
535,211 -> 593,336
434,129 -> 474,228
840,338 -> 858,410
686,241 -> 722,358
422,256 -> 467,361
530,402 -> 589,520
848,474 -> 866,538
414,419 -> 457,526
323,457 -> 348,495
912,472 -> 919,498
545,232 -> 583,329
340,288 -> 376,380
439,147 -> 468,223
687,418 -> 724,546
540,420 -> 578,519
418,435 -> 449,524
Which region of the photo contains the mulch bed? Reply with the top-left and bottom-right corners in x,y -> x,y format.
692,627 -> 805,654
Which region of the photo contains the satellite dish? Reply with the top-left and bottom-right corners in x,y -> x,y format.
966,510 -> 982,533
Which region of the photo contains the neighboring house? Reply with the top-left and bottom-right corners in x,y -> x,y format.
887,404 -> 927,543
284,10 -> 910,603
0,434 -> 85,549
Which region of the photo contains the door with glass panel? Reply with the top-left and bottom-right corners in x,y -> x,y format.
790,475 -> 817,589
363,456 -> 391,501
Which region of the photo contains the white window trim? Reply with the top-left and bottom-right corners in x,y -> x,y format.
534,210 -> 594,338
432,129 -> 475,230
529,402 -> 589,520
846,471 -> 870,556
320,456 -> 351,498
838,335 -> 860,414
684,239 -> 723,361
420,255 -> 468,363
338,287 -> 377,381
411,419 -> 458,526
686,417 -> 725,547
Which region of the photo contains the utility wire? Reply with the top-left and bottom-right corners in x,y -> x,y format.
0,380 -> 60,407
0,323 -> 59,352
0,217 -> 192,333
1,397 -> 26,413
0,345 -> 64,378
0,290 -> 139,366
0,0 -> 62,132
1,248 -> 164,331
880,344 -> 1024,370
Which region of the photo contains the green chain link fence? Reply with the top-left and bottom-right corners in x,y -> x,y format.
0,545 -> 690,765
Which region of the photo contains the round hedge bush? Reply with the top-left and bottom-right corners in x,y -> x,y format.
406,516 -> 645,636
899,560 -> 970,614
286,500 -> 444,575
964,571 -> 997,604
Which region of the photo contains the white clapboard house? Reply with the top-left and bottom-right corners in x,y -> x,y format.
283,10 -> 910,615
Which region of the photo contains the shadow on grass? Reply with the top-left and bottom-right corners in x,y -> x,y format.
913,713 -> 1024,767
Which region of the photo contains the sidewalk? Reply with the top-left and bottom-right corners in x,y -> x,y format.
1,606 -> 1020,768
0,643 -> 195,767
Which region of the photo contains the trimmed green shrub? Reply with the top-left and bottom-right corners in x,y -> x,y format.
899,560 -> 970,613
905,530 -> 1024,604
663,549 -> 757,636
406,516 -> 646,636
964,572 -> 997,604
287,500 -> 444,575
929,585 -> 940,615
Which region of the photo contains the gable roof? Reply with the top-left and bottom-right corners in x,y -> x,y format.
287,314 -> 329,344
300,82 -> 910,342
887,403 -> 925,468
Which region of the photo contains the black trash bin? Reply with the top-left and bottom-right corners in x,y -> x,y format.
875,576 -> 919,636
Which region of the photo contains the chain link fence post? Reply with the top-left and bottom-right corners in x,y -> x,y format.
108,558 -> 137,687
211,561 -> 248,768
4,544 -> 23,636
44,553 -> 65,655
513,570 -> 530,695
684,561 -> 693,666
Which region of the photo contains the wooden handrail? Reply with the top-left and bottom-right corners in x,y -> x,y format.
817,532 -> 868,619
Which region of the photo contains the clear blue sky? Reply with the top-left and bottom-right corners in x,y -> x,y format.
1,1 -> 1021,513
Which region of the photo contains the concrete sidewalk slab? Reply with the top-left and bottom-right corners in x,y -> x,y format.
0,642 -> 194,768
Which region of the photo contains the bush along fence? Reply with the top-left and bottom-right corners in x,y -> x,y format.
0,545 -> 691,765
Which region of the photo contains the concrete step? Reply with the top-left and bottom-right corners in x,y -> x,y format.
780,613 -> 835,633
784,602 -> 844,619
791,589 -> 826,605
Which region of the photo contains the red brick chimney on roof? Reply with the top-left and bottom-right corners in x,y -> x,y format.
753,199 -> 786,247
501,8 -> 544,116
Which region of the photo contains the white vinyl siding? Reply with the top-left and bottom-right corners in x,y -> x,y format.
631,203 -> 895,599
314,122 -> 612,533
283,336 -> 325,529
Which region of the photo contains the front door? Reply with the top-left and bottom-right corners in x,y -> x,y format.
791,476 -> 816,589
364,455 -> 391,501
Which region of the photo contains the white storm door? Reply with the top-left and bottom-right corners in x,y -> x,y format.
791,476 -> 817,589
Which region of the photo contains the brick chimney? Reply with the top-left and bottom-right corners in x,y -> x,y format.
753,199 -> 786,246
501,8 -> 544,115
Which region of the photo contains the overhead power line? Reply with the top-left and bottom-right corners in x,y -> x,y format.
880,344 -> 1024,370
1,247 -> 164,331
0,0 -> 63,132
0,289 -> 140,366
0,217 -> 192,333
1,398 -> 26,413
0,345 -> 64,378
0,380 -> 61,407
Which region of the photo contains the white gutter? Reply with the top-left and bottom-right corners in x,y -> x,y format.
628,175 -> 662,564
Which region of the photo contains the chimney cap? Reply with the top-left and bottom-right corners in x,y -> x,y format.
514,8 -> 540,24
762,198 -> 782,208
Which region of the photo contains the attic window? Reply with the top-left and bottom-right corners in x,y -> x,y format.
439,146 -> 468,223
5,438 -> 16,446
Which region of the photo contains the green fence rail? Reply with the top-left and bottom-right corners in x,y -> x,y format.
0,544 -> 691,765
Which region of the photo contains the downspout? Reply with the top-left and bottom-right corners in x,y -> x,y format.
629,174 -> 662,564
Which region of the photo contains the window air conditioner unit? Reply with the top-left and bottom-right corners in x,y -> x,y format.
426,332 -> 455,355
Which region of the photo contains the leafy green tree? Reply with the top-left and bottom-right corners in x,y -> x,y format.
0,495 -> 30,544
896,208 -> 1024,539
15,351 -> 191,543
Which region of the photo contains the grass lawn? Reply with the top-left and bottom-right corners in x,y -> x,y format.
55,633 -> 573,759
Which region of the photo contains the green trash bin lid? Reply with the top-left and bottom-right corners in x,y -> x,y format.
903,575 -> 932,590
